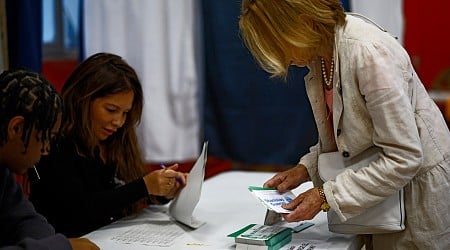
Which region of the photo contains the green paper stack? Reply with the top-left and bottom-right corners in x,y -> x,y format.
228,224 -> 292,250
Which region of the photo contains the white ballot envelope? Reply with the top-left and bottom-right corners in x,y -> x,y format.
169,141 -> 208,228
248,186 -> 296,214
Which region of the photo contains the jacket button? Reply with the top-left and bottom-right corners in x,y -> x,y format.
337,129 -> 341,136
342,151 -> 350,158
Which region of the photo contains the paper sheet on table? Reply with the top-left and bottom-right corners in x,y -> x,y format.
169,141 -> 208,228
110,221 -> 185,247
284,239 -> 332,250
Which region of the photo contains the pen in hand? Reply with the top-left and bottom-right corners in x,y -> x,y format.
160,163 -> 183,185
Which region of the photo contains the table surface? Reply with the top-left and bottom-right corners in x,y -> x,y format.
85,170 -> 362,250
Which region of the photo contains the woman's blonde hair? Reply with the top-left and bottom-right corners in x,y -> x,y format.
239,0 -> 346,78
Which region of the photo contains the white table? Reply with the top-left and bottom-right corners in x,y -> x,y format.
85,170 -> 362,250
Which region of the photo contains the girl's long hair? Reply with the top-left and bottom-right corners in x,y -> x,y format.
61,52 -> 146,183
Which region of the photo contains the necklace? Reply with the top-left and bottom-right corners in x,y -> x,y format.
320,57 -> 334,88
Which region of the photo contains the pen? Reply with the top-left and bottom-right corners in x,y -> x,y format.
160,163 -> 183,185
33,165 -> 40,180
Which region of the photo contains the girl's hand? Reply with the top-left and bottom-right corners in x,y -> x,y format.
143,164 -> 187,196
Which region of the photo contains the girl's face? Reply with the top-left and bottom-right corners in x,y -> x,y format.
90,91 -> 134,141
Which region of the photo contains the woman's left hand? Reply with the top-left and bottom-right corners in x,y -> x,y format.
280,187 -> 323,222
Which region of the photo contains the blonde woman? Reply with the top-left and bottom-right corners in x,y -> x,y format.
239,0 -> 450,249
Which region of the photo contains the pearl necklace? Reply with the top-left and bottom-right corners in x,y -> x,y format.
320,57 -> 334,88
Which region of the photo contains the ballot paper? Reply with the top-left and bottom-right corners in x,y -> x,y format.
110,221 -> 185,247
248,186 -> 296,214
169,141 -> 208,228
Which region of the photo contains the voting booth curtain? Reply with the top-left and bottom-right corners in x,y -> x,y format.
201,1 -> 353,165
81,0 -> 320,166
201,1 -> 318,165
350,0 -> 450,89
83,0 -> 203,163
3,0 -> 42,73
403,0 -> 450,89
350,0 -> 404,44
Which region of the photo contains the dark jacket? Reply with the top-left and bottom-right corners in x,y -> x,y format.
29,137 -> 152,237
0,166 -> 71,250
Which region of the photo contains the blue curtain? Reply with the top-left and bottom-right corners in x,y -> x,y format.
202,1 -> 318,165
5,0 -> 42,72
341,0 -> 351,11
78,0 -> 84,61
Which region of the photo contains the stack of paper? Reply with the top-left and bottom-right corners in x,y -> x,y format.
228,224 -> 292,250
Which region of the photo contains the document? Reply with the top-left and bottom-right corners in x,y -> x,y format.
110,221 -> 185,247
285,239 -> 332,250
248,186 -> 296,214
169,142 -> 208,228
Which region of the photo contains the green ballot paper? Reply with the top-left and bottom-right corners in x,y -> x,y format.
228,224 -> 292,249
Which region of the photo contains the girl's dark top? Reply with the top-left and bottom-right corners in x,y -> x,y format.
29,137 -> 155,237
0,165 -> 71,249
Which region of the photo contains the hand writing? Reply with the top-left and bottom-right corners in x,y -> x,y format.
143,164 -> 187,196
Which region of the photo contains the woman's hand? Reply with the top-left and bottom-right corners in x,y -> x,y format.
164,170 -> 188,199
280,187 -> 322,222
69,238 -> 100,250
143,164 -> 187,196
263,164 -> 310,192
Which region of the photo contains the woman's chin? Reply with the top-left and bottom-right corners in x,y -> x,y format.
96,134 -> 110,142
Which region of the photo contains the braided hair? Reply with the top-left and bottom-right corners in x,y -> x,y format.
0,69 -> 63,153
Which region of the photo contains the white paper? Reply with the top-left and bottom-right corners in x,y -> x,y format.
168,142 -> 208,228
249,187 -> 296,214
285,239 -> 334,250
236,239 -> 330,250
110,221 -> 184,247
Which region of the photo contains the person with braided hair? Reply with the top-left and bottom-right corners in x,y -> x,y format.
0,69 -> 99,249
29,52 -> 187,237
